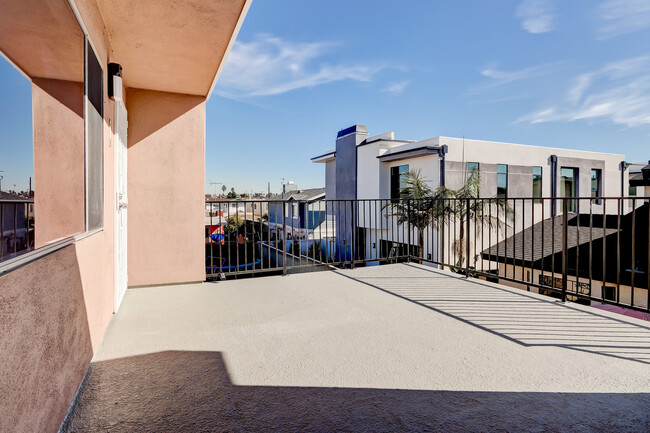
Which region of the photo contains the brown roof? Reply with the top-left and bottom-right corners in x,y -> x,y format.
481,214 -> 618,264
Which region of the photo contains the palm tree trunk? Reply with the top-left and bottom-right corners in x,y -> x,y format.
418,228 -> 424,264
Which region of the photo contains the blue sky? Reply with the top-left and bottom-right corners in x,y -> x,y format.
1,0 -> 649,194
208,0 -> 650,194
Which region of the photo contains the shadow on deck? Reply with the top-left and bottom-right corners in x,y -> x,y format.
61,350 -> 649,433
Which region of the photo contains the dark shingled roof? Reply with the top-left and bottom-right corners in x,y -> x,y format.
481,213 -> 618,264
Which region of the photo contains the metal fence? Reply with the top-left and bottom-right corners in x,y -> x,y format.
205,197 -> 649,314
1,199 -> 35,263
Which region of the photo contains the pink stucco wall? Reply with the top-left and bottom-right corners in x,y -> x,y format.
126,88 -> 206,286
0,245 -> 94,433
32,78 -> 85,247
1,1 -> 117,431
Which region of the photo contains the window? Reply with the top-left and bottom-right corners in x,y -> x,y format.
390,165 -> 409,201
467,162 -> 479,177
603,285 -> 616,301
560,167 -> 578,212
629,186 -> 637,196
497,164 -> 508,198
0,0 -> 92,263
85,39 -> 104,231
532,166 -> 542,203
591,169 -> 602,204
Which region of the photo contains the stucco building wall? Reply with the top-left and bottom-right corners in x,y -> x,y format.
32,78 -> 85,246
126,89 -> 206,286
0,245 -> 94,433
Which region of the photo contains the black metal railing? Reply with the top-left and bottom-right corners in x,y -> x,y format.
205,197 -> 649,314
1,199 -> 35,263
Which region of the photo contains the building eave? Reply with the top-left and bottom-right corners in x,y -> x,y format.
377,146 -> 443,162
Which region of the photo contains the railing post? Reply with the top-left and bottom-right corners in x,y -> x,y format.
282,201 -> 287,276
350,200 -> 355,269
562,198 -> 568,302
466,198 -> 471,278
406,199 -> 411,262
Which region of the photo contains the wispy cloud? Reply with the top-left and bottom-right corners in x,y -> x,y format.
516,0 -> 556,34
598,0 -> 650,39
468,61 -> 565,95
215,34 -> 390,98
382,81 -> 409,95
517,56 -> 650,127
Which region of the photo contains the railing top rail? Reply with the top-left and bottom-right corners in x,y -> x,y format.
0,199 -> 34,204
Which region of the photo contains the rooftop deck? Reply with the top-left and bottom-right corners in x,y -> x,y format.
62,264 -> 650,432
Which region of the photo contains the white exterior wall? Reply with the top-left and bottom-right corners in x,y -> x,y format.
438,136 -> 625,200
314,132 -> 629,270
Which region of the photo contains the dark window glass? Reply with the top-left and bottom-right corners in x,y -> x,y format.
629,186 -> 637,196
390,165 -> 409,201
497,164 -> 508,198
533,166 -> 542,203
591,169 -> 602,204
560,167 -> 578,212
86,39 -> 103,230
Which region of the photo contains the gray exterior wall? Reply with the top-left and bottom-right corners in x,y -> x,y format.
335,126 -> 367,200
326,160 -> 336,200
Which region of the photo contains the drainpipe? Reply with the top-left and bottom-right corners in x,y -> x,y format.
550,155 -> 558,216
619,161 -> 629,197
439,145 -> 448,187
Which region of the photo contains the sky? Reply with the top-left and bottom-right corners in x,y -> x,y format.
1,0 -> 650,195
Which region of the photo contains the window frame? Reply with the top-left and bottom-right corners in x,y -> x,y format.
84,37 -> 104,232
467,162 -> 479,177
532,166 -> 542,203
496,164 -> 508,199
390,164 -> 409,201
590,169 -> 602,204
560,167 -> 579,213
0,7 -> 105,274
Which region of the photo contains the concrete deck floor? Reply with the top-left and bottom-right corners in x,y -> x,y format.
62,263 -> 650,432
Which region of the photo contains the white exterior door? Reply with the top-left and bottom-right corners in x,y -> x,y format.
114,99 -> 128,312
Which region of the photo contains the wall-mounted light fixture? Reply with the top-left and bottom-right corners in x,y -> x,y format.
108,63 -> 123,101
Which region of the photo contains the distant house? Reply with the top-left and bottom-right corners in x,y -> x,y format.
267,187 -> 326,237
481,203 -> 649,309
205,216 -> 226,245
629,162 -> 650,199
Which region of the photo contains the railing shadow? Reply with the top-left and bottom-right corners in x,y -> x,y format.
335,263 -> 650,365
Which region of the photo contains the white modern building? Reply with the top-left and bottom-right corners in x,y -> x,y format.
312,125 -> 630,266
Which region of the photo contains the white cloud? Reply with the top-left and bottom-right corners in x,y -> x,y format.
468,61 -> 565,95
517,56 -> 650,127
516,0 -> 556,34
215,35 -> 389,98
598,0 -> 650,39
382,81 -> 409,95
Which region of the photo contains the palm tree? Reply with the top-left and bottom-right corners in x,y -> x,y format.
435,168 -> 510,270
387,168 -> 509,268
385,170 -> 448,263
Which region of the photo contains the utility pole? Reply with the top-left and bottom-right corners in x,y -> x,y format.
209,181 -> 223,198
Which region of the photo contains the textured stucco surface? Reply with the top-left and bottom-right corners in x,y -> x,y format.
0,245 -> 93,433
126,89 -> 206,287
94,0 -> 247,95
62,264 -> 650,432
32,78 -> 85,246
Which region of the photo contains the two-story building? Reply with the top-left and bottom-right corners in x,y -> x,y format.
312,125 -> 628,266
